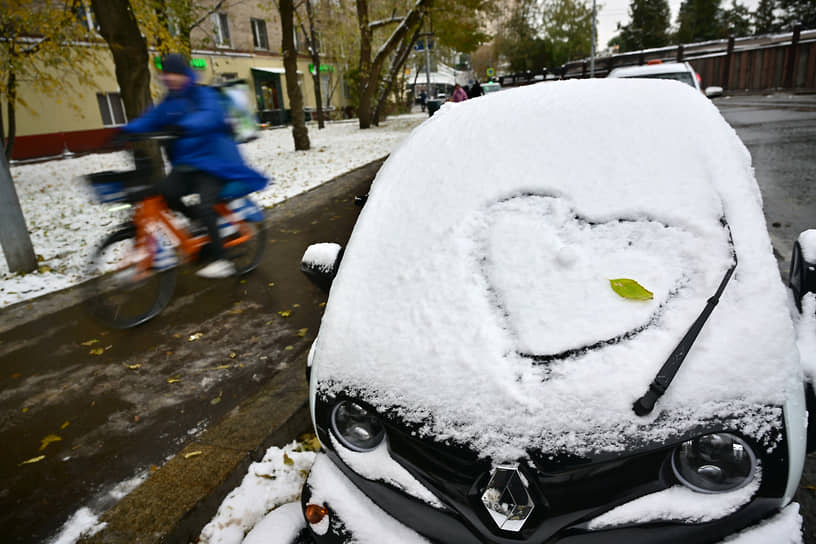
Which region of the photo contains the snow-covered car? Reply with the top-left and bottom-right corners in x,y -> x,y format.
608,60 -> 723,98
296,79 -> 808,543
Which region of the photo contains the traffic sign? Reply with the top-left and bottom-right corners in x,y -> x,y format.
486,67 -> 495,78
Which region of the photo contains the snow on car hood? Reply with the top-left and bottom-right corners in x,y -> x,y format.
313,79 -> 800,461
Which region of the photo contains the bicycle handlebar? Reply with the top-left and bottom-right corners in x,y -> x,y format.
121,130 -> 181,142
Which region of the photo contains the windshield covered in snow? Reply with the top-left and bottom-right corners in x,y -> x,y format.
313,79 -> 798,461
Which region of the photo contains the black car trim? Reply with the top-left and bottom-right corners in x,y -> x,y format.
312,395 -> 791,543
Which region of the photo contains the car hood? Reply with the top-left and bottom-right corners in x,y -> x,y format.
312,80 -> 799,461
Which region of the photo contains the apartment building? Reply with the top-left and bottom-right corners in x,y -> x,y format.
6,1 -> 346,161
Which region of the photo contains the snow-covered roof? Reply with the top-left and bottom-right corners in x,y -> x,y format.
312,79 -> 799,461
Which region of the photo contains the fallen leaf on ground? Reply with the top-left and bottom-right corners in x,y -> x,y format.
184,451 -> 203,459
89,348 -> 104,356
211,392 -> 222,405
296,434 -> 322,452
214,364 -> 231,370
188,332 -> 203,341
40,434 -> 62,451
125,363 -> 142,370
19,455 -> 46,466
229,352 -> 237,359
60,421 -> 70,429
297,328 -> 308,337
278,310 -> 291,318
81,339 -> 99,347
167,376 -> 181,384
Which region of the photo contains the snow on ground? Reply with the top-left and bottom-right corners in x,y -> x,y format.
198,441 -> 318,544
1,113 -> 425,308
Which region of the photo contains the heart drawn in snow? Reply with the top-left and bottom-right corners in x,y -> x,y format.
480,195 -> 706,358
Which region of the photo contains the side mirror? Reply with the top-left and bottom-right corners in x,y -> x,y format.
301,242 -> 343,291
789,231 -> 816,312
704,86 -> 723,99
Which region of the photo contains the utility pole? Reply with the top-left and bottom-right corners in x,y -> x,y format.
590,0 -> 597,78
0,150 -> 37,274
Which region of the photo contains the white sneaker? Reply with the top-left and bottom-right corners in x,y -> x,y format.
196,259 -> 236,279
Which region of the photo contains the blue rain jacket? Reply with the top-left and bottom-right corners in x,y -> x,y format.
122,68 -> 268,199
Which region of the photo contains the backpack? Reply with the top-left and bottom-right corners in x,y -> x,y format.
212,79 -> 259,144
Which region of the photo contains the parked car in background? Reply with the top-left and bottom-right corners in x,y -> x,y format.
296,79 -> 809,543
481,81 -> 502,94
608,60 -> 723,98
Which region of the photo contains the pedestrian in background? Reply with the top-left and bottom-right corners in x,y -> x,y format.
469,80 -> 484,99
419,89 -> 427,112
451,83 -> 468,103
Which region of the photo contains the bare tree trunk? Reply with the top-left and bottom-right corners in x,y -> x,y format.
5,70 -> 16,161
372,25 -> 421,126
0,147 -> 37,274
90,0 -> 162,168
356,0 -> 431,129
280,0 -> 310,150
356,0 -> 374,128
301,0 -> 325,128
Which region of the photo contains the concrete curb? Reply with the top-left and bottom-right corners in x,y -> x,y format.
81,350 -> 312,544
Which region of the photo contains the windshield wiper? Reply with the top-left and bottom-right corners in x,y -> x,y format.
633,235 -> 737,417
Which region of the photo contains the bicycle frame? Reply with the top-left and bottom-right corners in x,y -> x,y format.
129,195 -> 255,276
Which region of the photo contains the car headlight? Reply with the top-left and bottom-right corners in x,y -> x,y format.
671,433 -> 756,493
330,400 -> 385,452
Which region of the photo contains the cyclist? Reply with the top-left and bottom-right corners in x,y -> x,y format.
119,53 -> 267,278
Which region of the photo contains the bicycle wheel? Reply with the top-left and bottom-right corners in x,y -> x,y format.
228,220 -> 267,275
86,224 -> 177,328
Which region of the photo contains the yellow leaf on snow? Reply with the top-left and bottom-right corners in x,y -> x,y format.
609,278 -> 654,301
283,452 -> 294,466
19,455 -> 46,466
40,434 -> 62,451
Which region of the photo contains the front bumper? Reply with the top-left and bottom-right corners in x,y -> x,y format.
300,453 -> 802,544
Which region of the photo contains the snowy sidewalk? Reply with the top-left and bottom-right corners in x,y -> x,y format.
1,113 -> 425,309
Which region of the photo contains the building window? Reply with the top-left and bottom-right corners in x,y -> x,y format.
251,18 -> 268,50
211,12 -> 231,47
96,93 -> 127,127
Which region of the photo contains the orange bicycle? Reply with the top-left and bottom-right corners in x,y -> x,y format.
85,133 -> 267,328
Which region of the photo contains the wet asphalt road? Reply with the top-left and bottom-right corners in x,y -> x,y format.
1,95 -> 815,543
0,160 -> 382,543
716,94 -> 816,543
